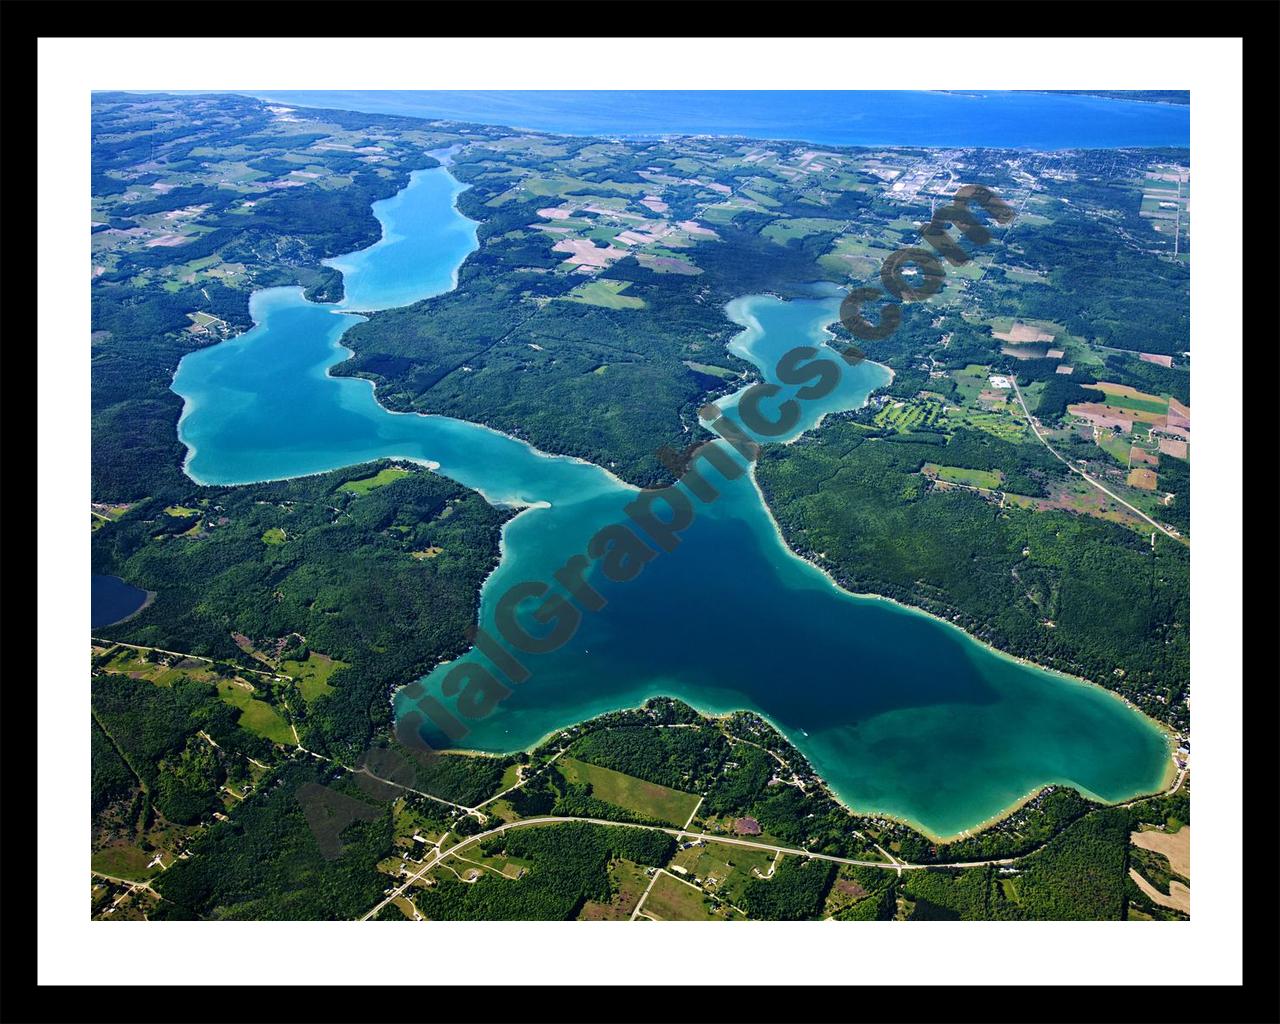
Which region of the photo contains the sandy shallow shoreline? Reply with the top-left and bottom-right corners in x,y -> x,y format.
453,686 -> 1178,846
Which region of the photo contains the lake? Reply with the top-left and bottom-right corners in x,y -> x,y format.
170,154 -> 1173,839
92,574 -> 151,629
241,90 -> 1190,150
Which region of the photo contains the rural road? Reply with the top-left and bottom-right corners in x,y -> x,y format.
358,813 -> 1025,922
1008,379 -> 1185,545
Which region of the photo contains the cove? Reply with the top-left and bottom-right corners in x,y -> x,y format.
92,574 -> 151,628
170,163 -> 1173,839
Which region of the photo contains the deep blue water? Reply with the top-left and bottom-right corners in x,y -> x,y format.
92,575 -> 150,628
242,90 -> 1189,150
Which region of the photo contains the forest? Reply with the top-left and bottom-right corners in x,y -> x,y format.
91,462 -> 508,759
414,822 -> 674,920
900,807 -> 1135,921
151,760 -> 395,920
739,857 -> 836,921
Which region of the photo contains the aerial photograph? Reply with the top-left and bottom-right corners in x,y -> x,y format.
87,88 -> 1193,925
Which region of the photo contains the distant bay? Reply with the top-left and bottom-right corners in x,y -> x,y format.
239,90 -> 1190,150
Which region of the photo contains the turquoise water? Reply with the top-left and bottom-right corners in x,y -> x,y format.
171,164 -> 1172,838
325,163 -> 477,311
241,90 -> 1190,150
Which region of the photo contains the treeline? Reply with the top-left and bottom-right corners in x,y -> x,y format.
999,808 -> 1133,919
91,716 -> 137,815
903,865 -> 994,920
898,787 -> 1095,864
378,743 -> 511,809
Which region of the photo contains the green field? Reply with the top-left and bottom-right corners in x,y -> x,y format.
99,647 -> 220,688
281,651 -> 348,703
683,360 -> 739,380
761,217 -> 844,245
1101,393 -> 1169,416
261,527 -> 287,545
558,757 -> 700,827
561,279 -> 645,310
1096,431 -> 1133,466
639,871 -> 731,921
578,858 -> 653,920
924,464 -> 1006,489
215,681 -> 294,746
337,466 -> 412,495
92,843 -> 162,881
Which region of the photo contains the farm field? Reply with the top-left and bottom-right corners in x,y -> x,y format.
557,757 -> 701,827
990,318 -> 1060,344
760,217 -> 845,244
1084,383 -> 1170,416
561,279 -> 645,310
1126,467 -> 1159,491
637,871 -> 733,921
923,463 -> 1005,489
1131,826 -> 1190,880
215,680 -> 295,746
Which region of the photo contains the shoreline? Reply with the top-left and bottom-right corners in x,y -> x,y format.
449,692 -> 1178,847
719,292 -> 1179,761
239,92 -> 1189,153
93,586 -> 157,630
747,458 -> 1181,758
